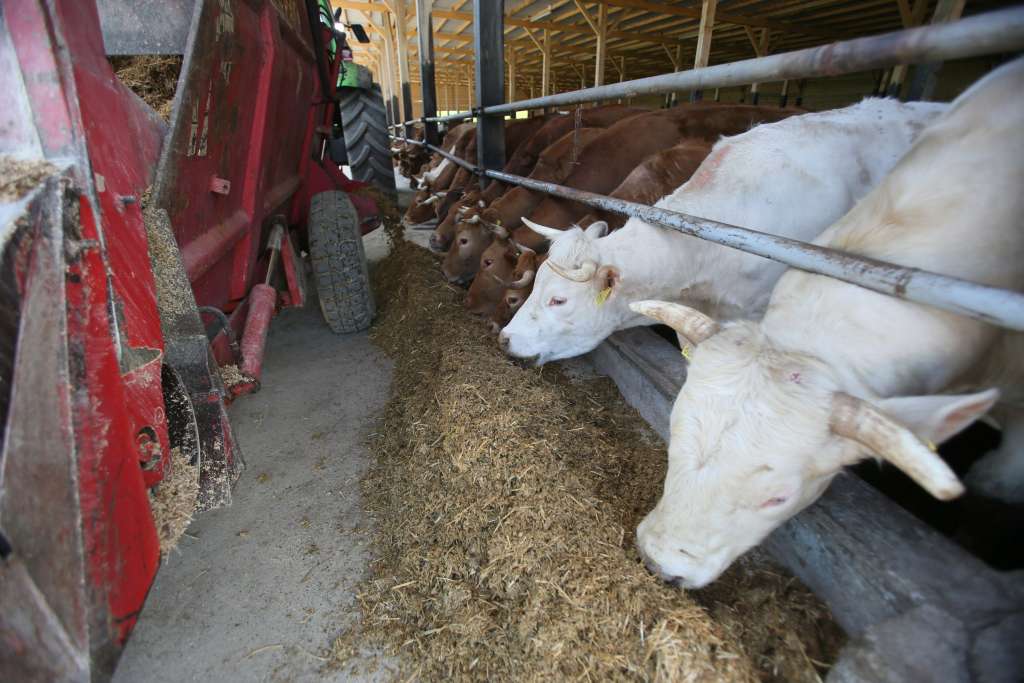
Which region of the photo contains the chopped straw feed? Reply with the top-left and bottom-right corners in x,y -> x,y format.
110,55 -> 182,122
331,214 -> 842,682
148,448 -> 199,556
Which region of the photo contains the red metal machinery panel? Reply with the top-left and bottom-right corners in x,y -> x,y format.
2,0 -> 171,672
157,0 -> 323,313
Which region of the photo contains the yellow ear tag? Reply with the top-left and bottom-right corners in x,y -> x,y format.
595,287 -> 612,306
681,344 -> 693,360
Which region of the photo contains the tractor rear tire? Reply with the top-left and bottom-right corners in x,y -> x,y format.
338,84 -> 396,198
308,191 -> 375,334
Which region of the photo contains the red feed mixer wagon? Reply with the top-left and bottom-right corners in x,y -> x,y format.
0,0 -> 391,678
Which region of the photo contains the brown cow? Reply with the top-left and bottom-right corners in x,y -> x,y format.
464,235 -> 520,315
429,108 -> 645,251
575,140 -> 713,230
437,127 -> 607,269
402,123 -> 476,226
465,140 -> 715,311
480,105 -> 646,203
488,248 -> 543,331
447,117 -> 552,192
520,105 -> 793,231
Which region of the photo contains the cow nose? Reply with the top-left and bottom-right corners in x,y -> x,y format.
498,332 -> 510,350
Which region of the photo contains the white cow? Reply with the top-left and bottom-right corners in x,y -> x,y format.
631,57 -> 1024,589
499,98 -> 948,365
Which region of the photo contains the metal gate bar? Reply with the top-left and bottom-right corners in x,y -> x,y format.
391,5 -> 1024,128
392,135 -> 1024,332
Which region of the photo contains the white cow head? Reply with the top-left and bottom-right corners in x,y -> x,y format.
500,219 -> 636,365
630,300 -> 998,589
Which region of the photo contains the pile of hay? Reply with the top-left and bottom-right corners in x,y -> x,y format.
110,55 -> 182,122
148,448 -> 199,556
335,218 -> 842,681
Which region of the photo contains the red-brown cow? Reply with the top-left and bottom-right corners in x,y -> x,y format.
488,248 -> 544,331
519,105 -> 793,233
438,127 -> 606,276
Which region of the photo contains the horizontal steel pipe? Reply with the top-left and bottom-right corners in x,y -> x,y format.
391,135 -> 1024,332
392,7 -> 1024,123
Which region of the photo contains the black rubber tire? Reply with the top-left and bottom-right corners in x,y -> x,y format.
337,84 -> 396,197
308,191 -> 375,333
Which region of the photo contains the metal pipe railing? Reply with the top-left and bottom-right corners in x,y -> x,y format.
389,6 -> 1024,130
392,134 -> 1024,332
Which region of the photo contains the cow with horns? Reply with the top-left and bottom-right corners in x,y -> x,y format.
499,98 -> 948,365
630,57 -> 1024,589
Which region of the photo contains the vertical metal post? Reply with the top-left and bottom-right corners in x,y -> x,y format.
795,78 -> 807,107
415,0 -> 438,145
473,0 -> 505,188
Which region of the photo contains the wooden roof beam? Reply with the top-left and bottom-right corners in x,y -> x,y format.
599,0 -> 841,40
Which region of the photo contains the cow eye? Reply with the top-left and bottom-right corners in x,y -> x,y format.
548,296 -> 566,306
760,495 -> 789,509
507,296 -> 520,306
483,258 -> 494,268
459,237 -> 469,246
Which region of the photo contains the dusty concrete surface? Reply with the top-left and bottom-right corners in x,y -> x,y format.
114,268 -> 395,682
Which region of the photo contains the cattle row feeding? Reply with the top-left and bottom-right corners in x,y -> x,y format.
391,56 -> 1023,592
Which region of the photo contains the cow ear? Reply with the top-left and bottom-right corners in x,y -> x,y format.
584,221 -> 609,239
596,265 -> 619,292
875,389 -> 999,446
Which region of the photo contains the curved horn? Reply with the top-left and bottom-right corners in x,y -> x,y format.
513,243 -> 536,255
521,217 -> 563,241
546,259 -> 598,283
628,300 -> 719,347
506,269 -> 535,289
420,194 -> 441,206
465,215 -> 481,224
490,223 -> 509,239
830,393 -> 964,500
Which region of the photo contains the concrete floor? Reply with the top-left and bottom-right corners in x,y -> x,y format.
115,295 -> 395,682
114,172 -> 415,682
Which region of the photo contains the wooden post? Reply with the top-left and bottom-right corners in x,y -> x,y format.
380,12 -> 400,125
887,0 -> 931,98
906,0 -> 967,101
594,2 -> 608,87
390,0 -> 414,128
620,56 -> 627,104
508,49 -> 516,102
690,0 -> 717,101
541,29 -> 551,97
779,79 -> 789,107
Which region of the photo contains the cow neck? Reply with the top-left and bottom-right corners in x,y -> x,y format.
601,220 -> 704,301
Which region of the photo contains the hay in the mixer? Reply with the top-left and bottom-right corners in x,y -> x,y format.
149,448 -> 199,556
0,156 -> 55,203
110,55 -> 182,121
334,211 -> 842,681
